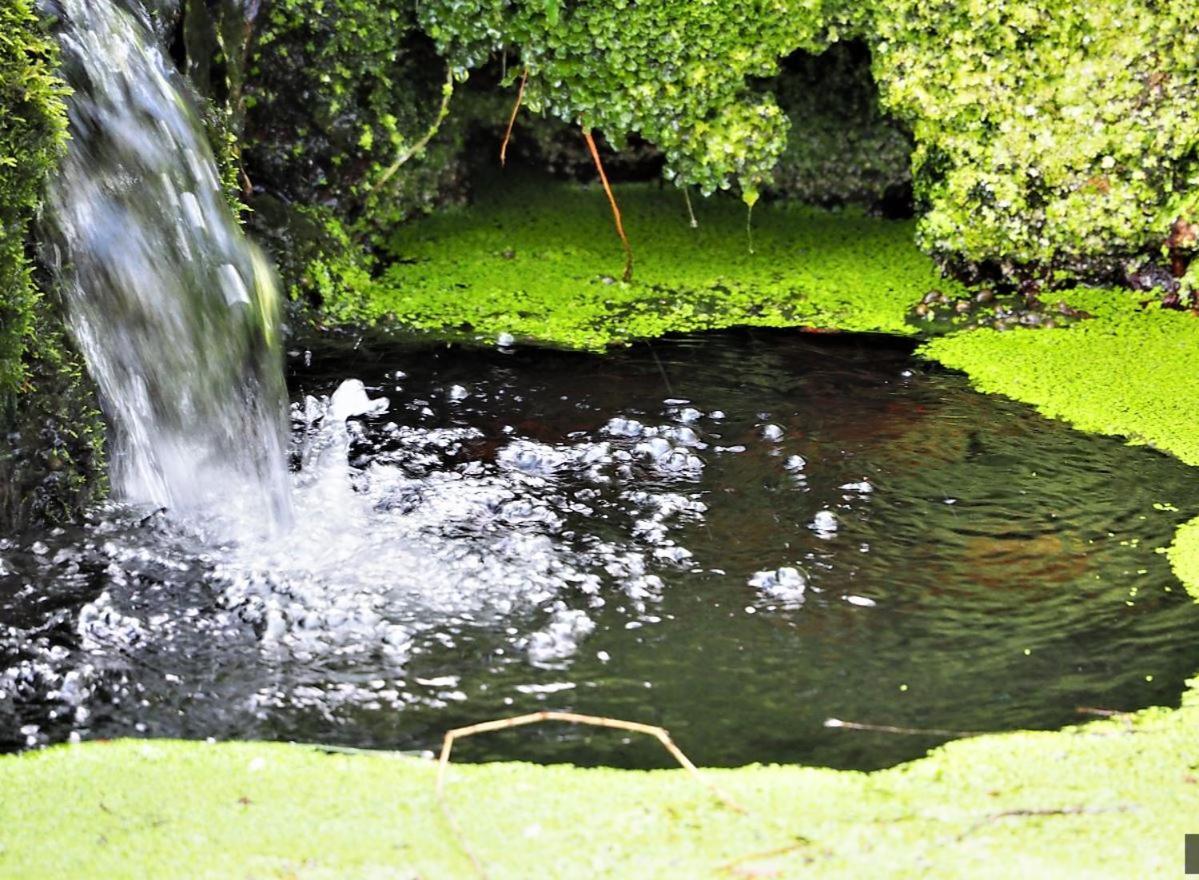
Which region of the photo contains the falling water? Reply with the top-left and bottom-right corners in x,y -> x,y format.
43,0 -> 291,533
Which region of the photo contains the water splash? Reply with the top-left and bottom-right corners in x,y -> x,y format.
43,0 -> 290,534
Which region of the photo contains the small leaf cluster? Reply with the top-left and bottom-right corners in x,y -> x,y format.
242,0 -> 461,213
418,0 -> 846,203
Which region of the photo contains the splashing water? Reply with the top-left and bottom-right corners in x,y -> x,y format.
44,0 -> 291,534
5,333 -> 1199,769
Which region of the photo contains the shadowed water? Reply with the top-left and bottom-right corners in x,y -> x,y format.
3,330 -> 1198,770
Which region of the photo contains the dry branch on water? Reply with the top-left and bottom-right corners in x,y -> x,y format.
435,710 -> 746,877
823,717 -> 995,738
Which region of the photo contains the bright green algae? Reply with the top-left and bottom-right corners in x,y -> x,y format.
923,290 -> 1199,468
320,175 -> 963,347
2,700 -> 1197,879
1171,517 -> 1199,603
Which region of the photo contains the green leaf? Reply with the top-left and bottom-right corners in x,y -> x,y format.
545,0 -> 560,27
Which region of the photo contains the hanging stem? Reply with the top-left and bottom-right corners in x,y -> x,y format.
369,67 -> 456,195
582,127 -> 634,282
500,69 -> 528,167
746,201 -> 756,255
683,188 -> 698,228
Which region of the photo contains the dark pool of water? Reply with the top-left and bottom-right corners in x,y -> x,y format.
3,329 -> 1198,770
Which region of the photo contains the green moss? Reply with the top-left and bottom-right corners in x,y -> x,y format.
242,0 -> 466,222
0,304 -> 107,528
3,692 -> 1196,879
325,174 -> 961,347
922,292 -> 1199,467
419,0 -> 844,204
871,1 -> 1199,277
238,0 -> 470,299
1169,517 -> 1199,602
0,0 -> 67,398
0,0 -> 104,529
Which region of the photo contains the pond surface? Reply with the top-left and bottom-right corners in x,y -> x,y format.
3,330 -> 1198,770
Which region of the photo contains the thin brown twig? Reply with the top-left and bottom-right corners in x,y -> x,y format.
435,710 -> 748,878
582,128 -> 634,282
717,839 -> 811,874
500,69 -> 528,167
1074,706 -> 1132,718
953,804 -> 1135,843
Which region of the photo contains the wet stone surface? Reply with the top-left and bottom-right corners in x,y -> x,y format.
3,329 -> 1199,770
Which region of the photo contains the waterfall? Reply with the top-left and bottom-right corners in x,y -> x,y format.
43,0 -> 292,533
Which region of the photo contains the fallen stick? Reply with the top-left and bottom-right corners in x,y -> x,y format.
371,67 -> 456,195
824,718 -> 994,738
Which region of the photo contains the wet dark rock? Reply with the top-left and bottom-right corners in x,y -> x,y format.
1126,261 -> 1180,295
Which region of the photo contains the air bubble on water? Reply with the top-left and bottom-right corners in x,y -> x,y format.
526,608 -> 596,667
605,417 -> 645,438
810,510 -> 838,536
514,682 -> 576,695
761,424 -> 784,442
748,567 -> 807,607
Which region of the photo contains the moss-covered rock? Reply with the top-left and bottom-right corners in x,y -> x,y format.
870,1 -> 1199,285
245,7 -> 462,213
0,302 -> 106,529
0,0 -> 105,532
419,0 -> 845,205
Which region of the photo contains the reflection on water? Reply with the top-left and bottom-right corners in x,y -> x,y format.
2,330 -> 1198,770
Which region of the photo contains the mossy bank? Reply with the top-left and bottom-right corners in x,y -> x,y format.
0,0 -> 105,530
256,0 -> 1199,306
2,693 -> 1196,878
